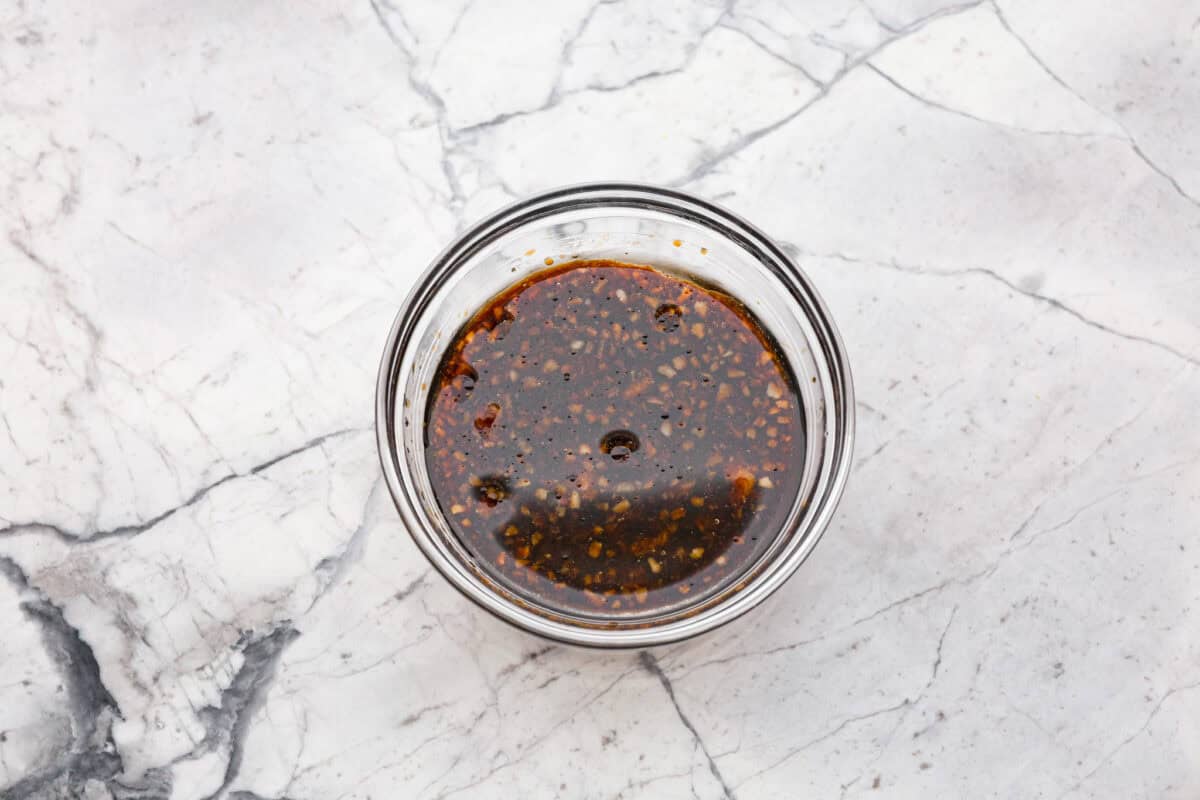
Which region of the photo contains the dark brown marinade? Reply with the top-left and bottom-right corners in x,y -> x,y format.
424,259 -> 805,616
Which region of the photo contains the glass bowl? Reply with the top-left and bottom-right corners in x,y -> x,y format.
376,183 -> 854,648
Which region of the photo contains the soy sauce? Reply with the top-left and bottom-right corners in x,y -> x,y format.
424,260 -> 805,616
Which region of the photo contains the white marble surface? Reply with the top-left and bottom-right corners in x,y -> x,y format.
2,0 -> 1199,797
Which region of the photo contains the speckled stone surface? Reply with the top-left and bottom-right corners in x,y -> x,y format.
2,1 -> 1198,797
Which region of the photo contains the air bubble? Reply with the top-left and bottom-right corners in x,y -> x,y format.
599,429 -> 640,462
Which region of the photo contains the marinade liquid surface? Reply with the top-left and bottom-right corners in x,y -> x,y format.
424,260 -> 805,616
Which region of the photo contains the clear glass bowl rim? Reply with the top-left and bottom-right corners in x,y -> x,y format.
376,182 -> 855,648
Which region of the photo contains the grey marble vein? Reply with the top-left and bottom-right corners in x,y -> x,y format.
0,429 -> 365,543
196,626 -> 300,800
786,246 -> 1200,368
640,652 -> 734,799
0,558 -> 122,797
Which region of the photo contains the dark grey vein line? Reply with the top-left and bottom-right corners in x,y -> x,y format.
865,63 -> 1121,139
671,0 -> 991,186
738,699 -> 912,787
803,249 -> 1200,369
943,267 -> 1199,368
717,19 -> 824,86
640,652 -> 735,799
991,0 -> 1200,210
198,624 -> 302,800
452,1 -> 722,137
1057,680 -> 1200,798
0,427 -> 366,543
0,557 -> 124,796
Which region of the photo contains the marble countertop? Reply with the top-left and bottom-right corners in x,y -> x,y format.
3,0 -> 1199,797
